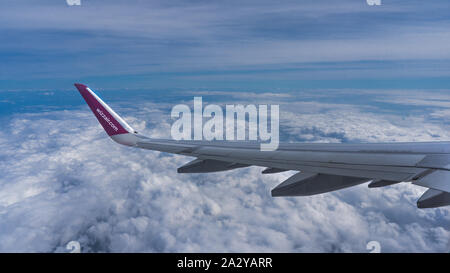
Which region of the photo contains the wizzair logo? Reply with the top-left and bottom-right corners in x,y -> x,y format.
96,108 -> 119,132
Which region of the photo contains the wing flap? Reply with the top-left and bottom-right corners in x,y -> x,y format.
413,170 -> 450,193
271,151 -> 425,167
416,154 -> 450,170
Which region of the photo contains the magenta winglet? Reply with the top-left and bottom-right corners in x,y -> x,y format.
74,83 -> 129,136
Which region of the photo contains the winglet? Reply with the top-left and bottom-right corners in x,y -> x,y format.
75,83 -> 139,146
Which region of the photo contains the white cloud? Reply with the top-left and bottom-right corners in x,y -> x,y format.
282,108 -> 450,143
0,92 -> 449,253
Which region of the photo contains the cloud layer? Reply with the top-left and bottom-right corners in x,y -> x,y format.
0,89 -> 449,252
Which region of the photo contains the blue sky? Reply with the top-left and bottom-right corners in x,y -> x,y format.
1,0 -> 450,253
1,0 -> 450,90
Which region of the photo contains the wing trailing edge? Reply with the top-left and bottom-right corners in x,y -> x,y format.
413,170 -> 450,193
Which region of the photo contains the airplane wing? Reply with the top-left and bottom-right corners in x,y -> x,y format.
74,83 -> 450,209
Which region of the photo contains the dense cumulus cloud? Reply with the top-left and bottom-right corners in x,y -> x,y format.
0,90 -> 449,253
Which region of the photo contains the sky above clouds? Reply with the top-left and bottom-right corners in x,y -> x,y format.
1,0 -> 450,90
1,0 -> 450,252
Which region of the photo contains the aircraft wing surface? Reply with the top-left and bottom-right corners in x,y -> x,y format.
75,83 -> 450,209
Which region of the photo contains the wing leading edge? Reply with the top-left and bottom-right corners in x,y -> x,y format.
74,83 -> 450,209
